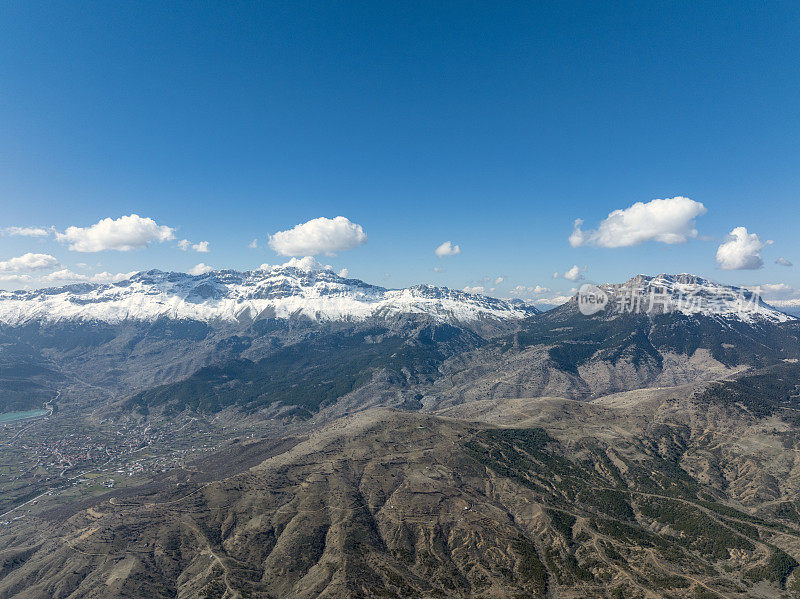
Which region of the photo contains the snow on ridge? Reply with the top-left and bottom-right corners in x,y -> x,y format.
0,267 -> 538,326
599,273 -> 794,323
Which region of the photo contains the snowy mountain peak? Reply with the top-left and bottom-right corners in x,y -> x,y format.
0,266 -> 538,326
594,273 -> 793,323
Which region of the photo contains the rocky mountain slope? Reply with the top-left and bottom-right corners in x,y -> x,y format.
418,275 -> 800,410
5,375 -> 800,598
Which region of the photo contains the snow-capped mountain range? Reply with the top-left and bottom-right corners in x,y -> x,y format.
0,267 -> 792,327
0,262 -> 538,326
595,273 -> 793,323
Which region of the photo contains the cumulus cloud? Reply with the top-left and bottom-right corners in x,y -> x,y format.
434,241 -> 461,258
40,269 -> 136,284
494,276 -> 504,285
4,226 -> 51,237
248,238 -> 258,249
283,256 -> 331,272
758,283 -> 793,294
0,265 -> 135,287
532,295 -> 573,309
776,257 -> 793,267
178,239 -> 210,253
92,271 -> 137,283
258,257 -> 334,273
268,216 -> 367,257
554,265 -> 585,282
716,227 -> 771,270
57,214 -> 175,252
0,253 -> 58,272
463,285 -> 485,294
338,268 -> 349,278
189,263 -> 213,275
509,284 -> 550,297
0,274 -> 32,283
41,269 -> 89,282
563,265 -> 585,281
569,196 -> 707,248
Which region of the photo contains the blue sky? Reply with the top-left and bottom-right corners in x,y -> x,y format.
1,2 -> 799,305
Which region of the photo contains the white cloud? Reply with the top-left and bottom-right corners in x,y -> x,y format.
463,285 -> 485,294
41,269 -> 89,282
39,269 -> 136,284
434,241 -> 461,258
759,283 -> 793,294
0,253 -> 58,272
338,268 -> 349,278
91,271 -> 136,283
4,226 -> 51,237
189,263 -> 213,275
282,256 -> 331,272
57,214 -> 175,252
532,295 -> 573,309
433,266 -> 444,273
248,238 -> 258,249
178,239 -> 209,253
554,265 -> 585,281
563,265 -> 585,281
776,257 -> 793,267
494,276 -> 504,285
569,196 -> 707,248
268,216 -> 367,257
716,227 -> 771,270
0,274 -> 32,283
509,284 -> 550,297
258,257 -> 334,273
